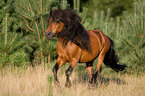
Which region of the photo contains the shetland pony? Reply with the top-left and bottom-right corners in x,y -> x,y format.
45,9 -> 126,88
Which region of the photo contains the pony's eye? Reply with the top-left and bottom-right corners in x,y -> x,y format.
56,19 -> 60,23
56,21 -> 60,23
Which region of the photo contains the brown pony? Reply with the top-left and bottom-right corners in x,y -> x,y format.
45,9 -> 126,88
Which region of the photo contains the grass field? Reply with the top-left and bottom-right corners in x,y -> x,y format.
0,63 -> 145,96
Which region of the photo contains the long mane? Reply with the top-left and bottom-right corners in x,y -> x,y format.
50,9 -> 91,51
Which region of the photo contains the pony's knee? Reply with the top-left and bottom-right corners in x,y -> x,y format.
65,66 -> 73,76
53,63 -> 59,73
65,71 -> 71,76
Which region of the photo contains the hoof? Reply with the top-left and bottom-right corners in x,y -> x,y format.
65,80 -> 72,88
88,83 -> 95,89
54,81 -> 61,89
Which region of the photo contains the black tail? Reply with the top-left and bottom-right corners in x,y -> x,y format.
103,37 -> 127,72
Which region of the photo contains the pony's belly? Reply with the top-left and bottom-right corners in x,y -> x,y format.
79,30 -> 103,63
79,50 -> 100,63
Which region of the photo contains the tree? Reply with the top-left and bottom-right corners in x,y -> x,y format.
0,0 -> 28,67
13,0 -> 68,65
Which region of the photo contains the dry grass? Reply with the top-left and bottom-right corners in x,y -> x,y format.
0,64 -> 145,96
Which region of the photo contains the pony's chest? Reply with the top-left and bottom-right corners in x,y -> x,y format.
56,41 -> 81,61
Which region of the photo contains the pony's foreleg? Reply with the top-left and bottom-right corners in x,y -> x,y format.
65,66 -> 73,88
53,57 -> 66,88
53,63 -> 60,86
65,60 -> 77,88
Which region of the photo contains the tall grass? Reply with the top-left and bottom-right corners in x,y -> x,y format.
0,64 -> 53,96
0,64 -> 145,96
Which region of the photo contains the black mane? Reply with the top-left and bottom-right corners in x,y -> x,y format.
50,9 -> 91,51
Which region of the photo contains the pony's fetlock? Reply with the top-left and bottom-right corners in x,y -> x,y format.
54,80 -> 61,89
65,79 -> 72,88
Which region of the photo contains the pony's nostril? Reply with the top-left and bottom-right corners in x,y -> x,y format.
45,32 -> 55,39
45,32 -> 51,36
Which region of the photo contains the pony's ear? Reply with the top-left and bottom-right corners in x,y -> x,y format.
50,8 -> 53,15
58,8 -> 62,12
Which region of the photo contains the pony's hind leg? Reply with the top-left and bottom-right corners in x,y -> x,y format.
86,61 -> 94,83
91,52 -> 107,85
86,61 -> 95,88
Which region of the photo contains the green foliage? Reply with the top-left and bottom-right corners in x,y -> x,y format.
82,0 -> 145,73
81,0 -> 134,18
0,0 -> 61,67
0,0 -> 145,74
0,15 -> 28,67
118,0 -> 145,73
13,0 -> 61,64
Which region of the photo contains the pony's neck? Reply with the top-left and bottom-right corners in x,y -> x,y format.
57,23 -> 91,52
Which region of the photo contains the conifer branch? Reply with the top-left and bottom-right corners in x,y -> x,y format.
41,16 -> 45,36
105,8 -> 110,24
128,16 -> 136,35
123,37 -> 135,47
28,0 -> 34,16
4,18 -> 7,47
81,8 -> 87,24
16,6 -> 34,20
7,34 -> 17,49
44,2 -> 50,12
32,0 -> 40,13
23,18 -> 35,31
18,1 -> 29,13
40,0 -> 42,12
10,47 -> 25,61
117,17 -> 120,36
34,21 -> 41,44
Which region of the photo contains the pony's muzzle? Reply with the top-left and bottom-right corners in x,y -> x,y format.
45,32 -> 55,39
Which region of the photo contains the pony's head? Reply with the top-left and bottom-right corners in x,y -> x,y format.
45,9 -> 81,39
45,9 -> 64,39
45,9 -> 91,51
